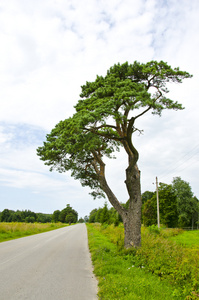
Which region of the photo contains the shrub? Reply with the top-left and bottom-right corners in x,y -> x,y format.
148,225 -> 161,235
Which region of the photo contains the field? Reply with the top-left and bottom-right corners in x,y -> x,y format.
0,222 -> 67,242
87,224 -> 199,300
169,230 -> 199,249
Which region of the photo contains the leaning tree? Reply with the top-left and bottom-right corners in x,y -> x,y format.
37,61 -> 192,248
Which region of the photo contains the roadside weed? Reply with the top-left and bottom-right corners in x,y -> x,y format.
87,224 -> 187,300
169,230 -> 199,249
0,222 -> 67,242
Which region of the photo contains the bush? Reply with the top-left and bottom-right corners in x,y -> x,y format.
148,225 -> 161,235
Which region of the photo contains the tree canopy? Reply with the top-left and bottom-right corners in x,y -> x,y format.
142,177 -> 199,228
172,177 -> 198,228
38,61 -> 191,198
37,60 -> 192,247
0,209 -> 52,223
53,204 -> 78,224
142,183 -> 178,227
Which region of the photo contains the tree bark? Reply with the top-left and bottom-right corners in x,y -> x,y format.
123,163 -> 142,248
94,132 -> 142,248
99,161 -> 142,248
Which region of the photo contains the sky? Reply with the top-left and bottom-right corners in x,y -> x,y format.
0,0 -> 199,219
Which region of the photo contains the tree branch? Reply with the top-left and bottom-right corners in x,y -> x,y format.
146,74 -> 156,89
91,150 -> 105,176
134,87 -> 163,119
98,173 -> 127,218
87,127 -> 124,142
126,117 -> 139,164
134,106 -> 152,120
91,150 -> 127,218
90,124 -> 117,131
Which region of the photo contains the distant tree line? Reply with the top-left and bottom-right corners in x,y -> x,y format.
0,209 -> 52,223
87,177 -> 199,229
88,202 -> 125,226
0,204 -> 78,224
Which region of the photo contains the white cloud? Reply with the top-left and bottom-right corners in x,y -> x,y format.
0,0 -> 199,216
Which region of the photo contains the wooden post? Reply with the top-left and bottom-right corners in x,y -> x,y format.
156,176 -> 160,228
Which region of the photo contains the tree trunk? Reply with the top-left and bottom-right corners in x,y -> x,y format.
98,160 -> 142,248
123,207 -> 141,248
123,163 -> 142,248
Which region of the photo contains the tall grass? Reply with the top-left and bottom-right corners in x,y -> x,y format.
0,222 -> 67,242
136,227 -> 199,298
169,230 -> 199,249
87,224 -> 199,299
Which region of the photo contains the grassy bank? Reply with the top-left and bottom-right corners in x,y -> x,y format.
87,224 -> 199,300
0,222 -> 67,242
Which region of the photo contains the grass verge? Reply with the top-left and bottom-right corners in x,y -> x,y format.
0,222 -> 67,242
87,223 -> 189,300
169,230 -> 199,249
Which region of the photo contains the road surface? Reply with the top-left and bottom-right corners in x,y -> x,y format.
0,224 -> 98,300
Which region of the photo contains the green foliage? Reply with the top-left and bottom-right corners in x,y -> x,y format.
88,203 -> 122,225
100,202 -> 110,224
65,213 -> 76,224
142,177 -> 199,229
88,224 -> 199,299
159,183 -> 178,227
88,208 -> 98,223
0,209 -> 14,222
148,225 -> 161,235
142,199 -> 157,226
36,213 -> 52,223
57,204 -> 78,224
78,217 -> 84,223
142,191 -> 155,205
87,224 -> 185,299
172,177 -> 199,228
88,177 -> 198,231
0,209 -> 52,223
170,230 -> 199,249
52,210 -> 61,222
142,183 -> 178,227
37,61 -> 191,199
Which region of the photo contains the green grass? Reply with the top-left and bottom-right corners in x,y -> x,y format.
87,224 -> 188,300
169,230 -> 199,249
0,222 -> 68,242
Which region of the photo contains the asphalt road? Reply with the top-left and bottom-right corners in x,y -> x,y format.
0,224 -> 98,300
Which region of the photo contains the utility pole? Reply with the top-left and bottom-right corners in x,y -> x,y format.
156,176 -> 160,228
